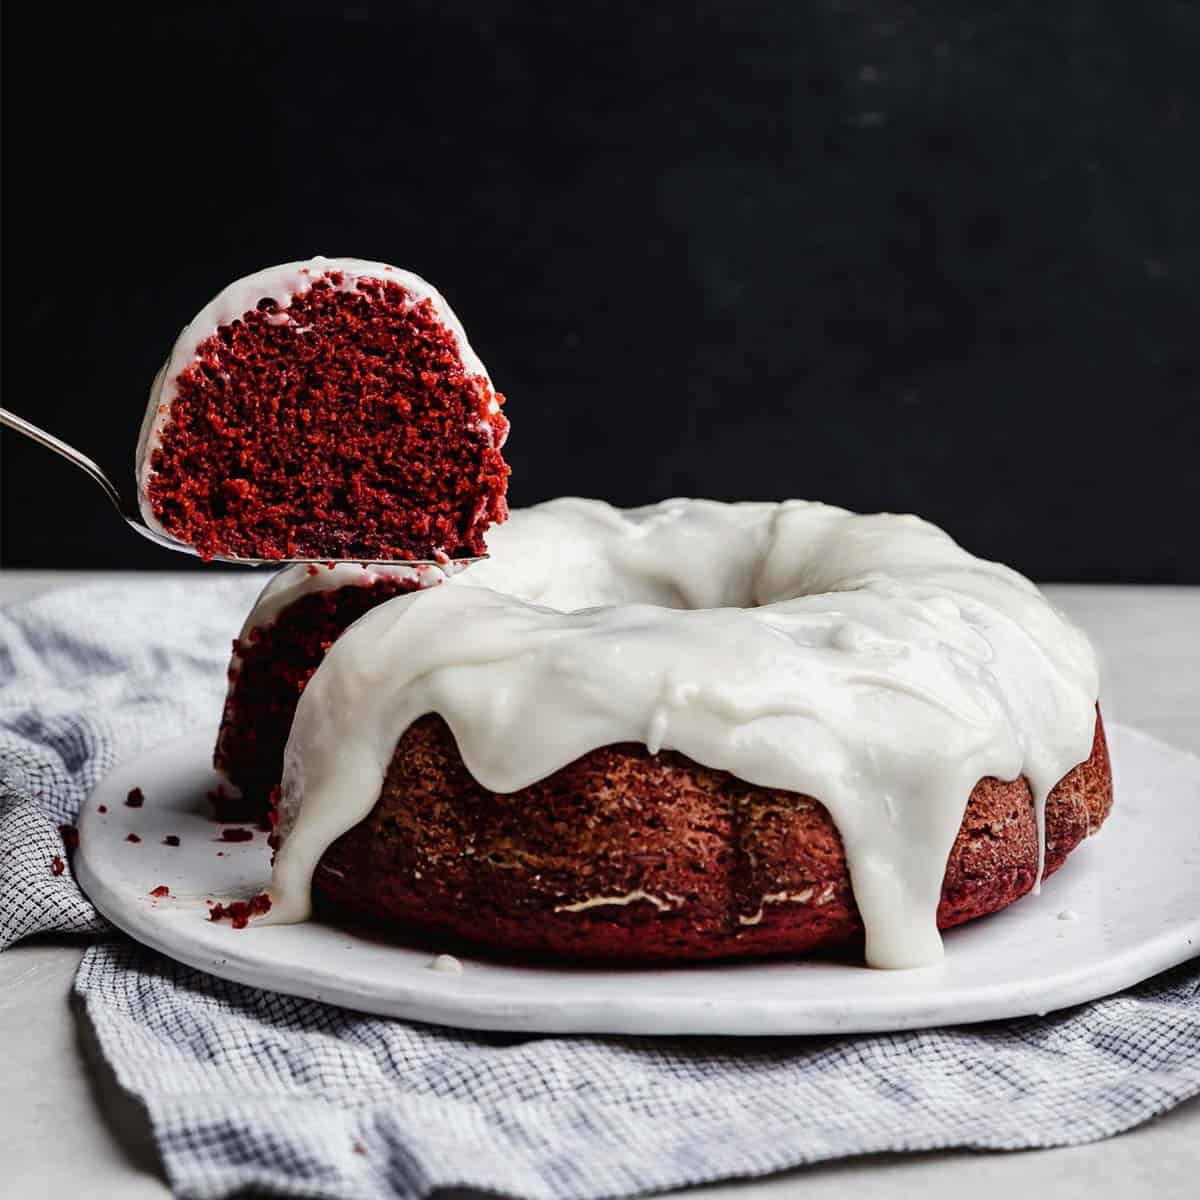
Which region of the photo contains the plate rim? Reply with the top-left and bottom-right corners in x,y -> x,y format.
74,721 -> 1200,1035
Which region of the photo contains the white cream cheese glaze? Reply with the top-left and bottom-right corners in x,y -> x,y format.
263,498 -> 1100,969
135,256 -> 497,537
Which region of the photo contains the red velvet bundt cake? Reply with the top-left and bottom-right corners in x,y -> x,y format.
136,257 -> 509,562
311,708 -> 1110,963
229,499 -> 1111,970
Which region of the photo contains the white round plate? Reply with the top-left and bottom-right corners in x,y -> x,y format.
75,722 -> 1199,1036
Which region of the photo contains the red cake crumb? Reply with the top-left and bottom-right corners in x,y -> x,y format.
126,833 -> 141,844
214,576 -> 425,815
208,893 -> 272,929
145,275 -> 509,562
163,835 -> 181,847
149,885 -> 171,898
98,804 -> 108,814
126,787 -> 145,808
220,828 -> 254,843
51,855 -> 65,876
353,1143 -> 367,1157
58,824 -> 79,851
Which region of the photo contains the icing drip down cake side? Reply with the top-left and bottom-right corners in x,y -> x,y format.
218,499 -> 1111,969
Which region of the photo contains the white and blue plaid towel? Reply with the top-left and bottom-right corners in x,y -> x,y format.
2,581 -> 1199,1200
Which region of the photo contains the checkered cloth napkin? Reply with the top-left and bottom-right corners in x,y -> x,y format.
3,580 -> 1199,1200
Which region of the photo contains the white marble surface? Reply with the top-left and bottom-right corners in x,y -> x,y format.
1,572 -> 1198,1198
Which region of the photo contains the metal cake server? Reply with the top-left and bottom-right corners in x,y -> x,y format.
0,407 -> 484,569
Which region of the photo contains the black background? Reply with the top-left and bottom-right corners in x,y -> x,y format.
3,2 -> 1198,579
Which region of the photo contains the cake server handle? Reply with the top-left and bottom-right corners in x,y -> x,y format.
1,405 -> 132,519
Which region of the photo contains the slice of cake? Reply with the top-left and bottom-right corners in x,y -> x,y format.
136,257 -> 509,562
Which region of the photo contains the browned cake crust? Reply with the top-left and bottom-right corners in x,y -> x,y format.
310,708 -> 1112,962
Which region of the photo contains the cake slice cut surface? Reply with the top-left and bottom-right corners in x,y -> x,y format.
214,561 -> 451,819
